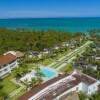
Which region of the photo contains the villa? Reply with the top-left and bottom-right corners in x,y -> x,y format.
17,70 -> 100,100
83,53 -> 95,58
95,56 -> 100,61
74,60 -> 97,70
0,53 -> 18,78
91,46 -> 100,52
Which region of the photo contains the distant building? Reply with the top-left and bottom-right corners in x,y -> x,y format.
91,46 -> 100,52
74,60 -> 97,70
95,56 -> 100,61
4,51 -> 24,59
54,45 -> 60,50
17,70 -> 100,100
0,53 -> 18,78
83,53 -> 95,58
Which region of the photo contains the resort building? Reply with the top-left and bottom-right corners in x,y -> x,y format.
74,60 -> 97,70
0,53 -> 17,78
17,70 -> 100,100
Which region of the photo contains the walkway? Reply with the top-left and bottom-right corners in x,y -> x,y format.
9,78 -> 25,97
47,41 -> 91,70
56,56 -> 76,71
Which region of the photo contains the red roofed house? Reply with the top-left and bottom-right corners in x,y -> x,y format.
0,53 -> 18,78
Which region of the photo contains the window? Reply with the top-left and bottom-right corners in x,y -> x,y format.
53,91 -> 57,96
76,87 -> 78,91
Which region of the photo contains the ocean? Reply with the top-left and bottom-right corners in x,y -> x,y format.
0,17 -> 100,33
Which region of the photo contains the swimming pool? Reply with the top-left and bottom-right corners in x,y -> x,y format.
32,67 -> 58,81
40,68 -> 57,79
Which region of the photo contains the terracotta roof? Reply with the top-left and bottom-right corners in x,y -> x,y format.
0,53 -> 16,66
72,74 -> 96,85
17,74 -> 70,100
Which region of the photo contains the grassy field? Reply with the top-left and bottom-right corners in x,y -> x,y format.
1,73 -> 20,94
60,57 -> 80,72
60,63 -> 73,72
26,49 -> 72,69
39,49 -> 72,66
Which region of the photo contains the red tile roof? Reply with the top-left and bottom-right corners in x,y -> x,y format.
17,73 -> 97,100
0,53 -> 16,66
17,74 -> 70,100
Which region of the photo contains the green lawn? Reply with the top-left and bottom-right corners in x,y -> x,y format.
39,49 -> 72,66
26,49 -> 72,68
10,89 -> 26,100
60,63 -> 73,72
39,58 -> 55,66
1,73 -> 20,94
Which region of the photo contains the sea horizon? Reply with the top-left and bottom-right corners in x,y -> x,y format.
0,17 -> 100,33
0,17 -> 100,19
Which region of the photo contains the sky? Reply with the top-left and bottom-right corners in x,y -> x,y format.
0,0 -> 100,18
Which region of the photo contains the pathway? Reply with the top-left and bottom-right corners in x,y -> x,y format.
47,41 -> 92,70
9,78 -> 25,97
56,56 -> 76,71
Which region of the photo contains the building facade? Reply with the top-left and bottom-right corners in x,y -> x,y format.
0,53 -> 17,78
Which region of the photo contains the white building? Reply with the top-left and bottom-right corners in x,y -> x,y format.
0,53 -> 18,78
18,70 -> 100,100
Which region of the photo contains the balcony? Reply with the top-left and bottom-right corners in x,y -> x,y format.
0,69 -> 9,78
0,60 -> 17,71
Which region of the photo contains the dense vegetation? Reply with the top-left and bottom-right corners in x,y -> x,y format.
78,91 -> 100,100
0,28 -> 85,55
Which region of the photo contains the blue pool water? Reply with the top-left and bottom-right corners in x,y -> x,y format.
40,68 -> 57,79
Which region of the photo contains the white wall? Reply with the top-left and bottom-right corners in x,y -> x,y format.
78,82 -> 88,93
0,60 -> 17,78
88,81 -> 100,95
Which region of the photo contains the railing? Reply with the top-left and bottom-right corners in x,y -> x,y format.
0,61 -> 16,71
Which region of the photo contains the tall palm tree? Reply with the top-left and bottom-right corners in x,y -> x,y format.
35,66 -> 45,82
24,78 -> 30,89
36,72 -> 45,82
78,91 -> 89,100
31,78 -> 38,87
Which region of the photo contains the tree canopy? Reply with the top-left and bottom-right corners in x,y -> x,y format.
0,28 -> 85,55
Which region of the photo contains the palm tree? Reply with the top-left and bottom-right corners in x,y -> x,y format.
89,91 -> 100,100
35,66 -> 45,82
31,78 -> 38,87
78,91 -> 89,100
14,68 -> 22,80
37,72 -> 45,82
24,78 -> 30,89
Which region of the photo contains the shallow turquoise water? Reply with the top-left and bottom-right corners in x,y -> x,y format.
0,18 -> 100,32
